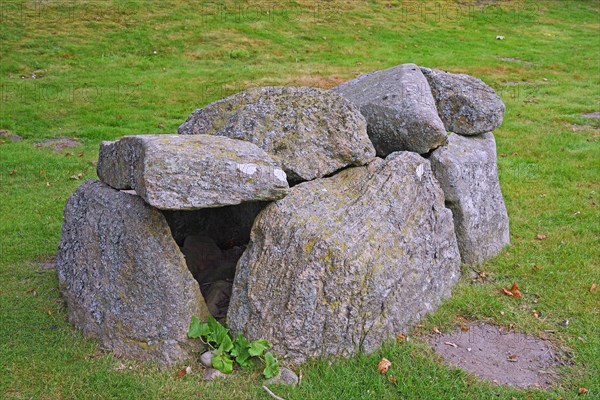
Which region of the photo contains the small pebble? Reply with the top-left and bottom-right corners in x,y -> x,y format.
200,351 -> 213,368
203,368 -> 228,381
264,367 -> 299,386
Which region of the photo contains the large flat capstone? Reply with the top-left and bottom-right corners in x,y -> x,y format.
97,134 -> 289,210
56,180 -> 210,364
227,152 -> 461,362
178,86 -> 376,182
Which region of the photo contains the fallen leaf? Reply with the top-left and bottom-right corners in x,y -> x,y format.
78,151 -> 84,157
0,140 -> 5,145
501,287 -> 514,297
433,327 -> 441,334
396,333 -> 407,343
591,283 -> 597,292
47,309 -> 53,315
444,342 -> 458,348
535,234 -> 547,240
507,354 -> 518,362
540,193 -> 546,198
9,169 -> 16,175
512,152 -> 519,156
175,368 -> 186,378
64,152 -> 73,157
533,309 -> 541,319
578,387 -> 588,394
46,181 -> 51,187
39,169 -> 45,175
387,375 -> 397,385
500,153 -> 508,157
377,358 -> 392,374
89,160 -> 98,167
511,282 -> 522,298
460,324 -> 470,332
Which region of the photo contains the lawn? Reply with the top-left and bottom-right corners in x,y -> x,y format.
0,0 -> 599,399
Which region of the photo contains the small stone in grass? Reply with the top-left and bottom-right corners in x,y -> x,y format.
200,351 -> 213,368
264,367 -> 299,386
203,368 -> 228,381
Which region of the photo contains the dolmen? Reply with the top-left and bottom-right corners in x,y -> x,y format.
56,64 -> 509,364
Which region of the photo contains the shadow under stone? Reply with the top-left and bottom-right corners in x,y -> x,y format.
161,201 -> 268,322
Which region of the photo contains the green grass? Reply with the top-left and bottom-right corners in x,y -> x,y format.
1,0 -> 599,399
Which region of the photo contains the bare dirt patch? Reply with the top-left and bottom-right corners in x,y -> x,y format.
428,322 -> 562,388
34,137 -> 82,151
0,129 -> 22,141
581,112 -> 600,119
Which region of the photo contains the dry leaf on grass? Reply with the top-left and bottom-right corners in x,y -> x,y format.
396,333 -> 407,343
175,368 -> 187,379
535,234 -> 547,240
578,387 -> 589,394
9,169 -> 16,175
501,282 -> 522,298
533,310 -> 541,319
507,354 -> 518,362
590,283 -> 597,292
377,358 -> 392,374
387,375 -> 397,385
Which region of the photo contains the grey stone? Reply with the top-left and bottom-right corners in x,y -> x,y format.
430,132 -> 510,264
178,86 -> 376,182
420,67 -> 505,135
56,180 -> 209,365
203,368 -> 228,380
227,152 -> 461,362
97,134 -> 289,210
264,367 -> 299,386
200,351 -> 214,368
332,64 -> 448,156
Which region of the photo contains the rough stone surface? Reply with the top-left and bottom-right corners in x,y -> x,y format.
56,180 -> 209,364
332,64 -> 448,155
97,134 -> 289,210
264,367 -> 299,386
227,152 -> 461,362
178,86 -> 376,182
430,132 -> 510,264
421,67 -> 505,135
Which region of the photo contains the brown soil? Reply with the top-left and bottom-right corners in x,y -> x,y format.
581,112 -> 600,119
34,137 -> 82,150
428,322 -> 561,388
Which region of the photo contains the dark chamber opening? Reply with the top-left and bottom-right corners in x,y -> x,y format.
161,201 -> 268,322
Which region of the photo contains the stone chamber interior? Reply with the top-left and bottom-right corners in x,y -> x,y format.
161,201 -> 268,322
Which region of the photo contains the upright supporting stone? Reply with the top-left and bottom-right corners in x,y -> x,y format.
228,152 -> 461,362
430,133 -> 510,264
56,180 -> 210,364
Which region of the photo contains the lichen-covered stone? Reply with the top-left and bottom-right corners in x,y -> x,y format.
430,133 -> 510,264
420,67 -> 505,135
97,134 -> 289,210
227,152 -> 461,362
56,180 -> 209,364
332,64 -> 448,155
178,86 -> 376,182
